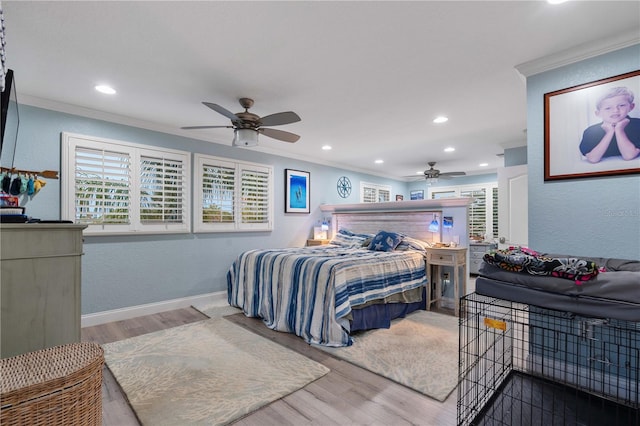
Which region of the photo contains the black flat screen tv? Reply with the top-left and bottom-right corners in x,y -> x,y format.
1,69 -> 19,170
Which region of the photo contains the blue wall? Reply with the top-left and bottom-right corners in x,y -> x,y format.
12,105 -> 409,314
527,44 -> 640,259
504,146 -> 527,167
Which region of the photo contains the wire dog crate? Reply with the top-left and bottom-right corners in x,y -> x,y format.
457,293 -> 640,426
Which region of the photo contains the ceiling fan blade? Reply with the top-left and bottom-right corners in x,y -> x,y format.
440,171 -> 466,177
202,102 -> 243,123
259,111 -> 301,127
181,125 -> 234,130
259,128 -> 300,143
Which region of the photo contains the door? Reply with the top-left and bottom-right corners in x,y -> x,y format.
497,164 -> 528,249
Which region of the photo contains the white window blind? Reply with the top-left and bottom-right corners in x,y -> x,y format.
202,162 -> 235,225
240,168 -> 270,225
461,188 -> 487,240
73,146 -> 131,225
360,182 -> 391,203
492,187 -> 499,238
194,154 -> 273,232
139,155 -> 186,224
429,182 -> 498,240
62,132 -> 190,235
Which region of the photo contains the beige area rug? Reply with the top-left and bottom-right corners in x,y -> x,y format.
103,317 -> 329,425
317,310 -> 459,402
192,302 -> 242,318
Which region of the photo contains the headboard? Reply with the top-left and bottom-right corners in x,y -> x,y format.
333,211 -> 443,242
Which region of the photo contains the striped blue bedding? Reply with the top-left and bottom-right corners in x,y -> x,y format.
227,245 -> 427,346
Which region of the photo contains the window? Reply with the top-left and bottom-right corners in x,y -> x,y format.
194,154 -> 273,232
61,133 -> 190,235
429,182 -> 498,240
461,188 -> 487,240
360,182 -> 391,203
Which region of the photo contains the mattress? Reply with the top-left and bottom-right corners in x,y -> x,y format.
476,259 -> 640,321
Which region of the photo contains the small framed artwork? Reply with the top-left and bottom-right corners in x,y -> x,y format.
285,169 -> 310,213
395,194 -> 404,201
410,190 -> 424,200
544,69 -> 640,181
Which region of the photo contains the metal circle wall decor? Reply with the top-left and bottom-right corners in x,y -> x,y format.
337,176 -> 352,198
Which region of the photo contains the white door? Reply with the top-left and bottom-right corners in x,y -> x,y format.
497,164 -> 528,249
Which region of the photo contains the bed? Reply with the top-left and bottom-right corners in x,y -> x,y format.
475,246 -> 640,321
227,210 -> 444,347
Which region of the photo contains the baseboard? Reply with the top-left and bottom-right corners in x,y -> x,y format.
527,353 -> 638,404
81,291 -> 228,328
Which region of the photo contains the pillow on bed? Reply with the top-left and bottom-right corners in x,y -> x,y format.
330,229 -> 373,248
368,230 -> 403,252
337,228 -> 373,239
395,236 -> 432,251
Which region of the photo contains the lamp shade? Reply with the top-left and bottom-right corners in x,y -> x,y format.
429,215 -> 440,233
232,129 -> 259,147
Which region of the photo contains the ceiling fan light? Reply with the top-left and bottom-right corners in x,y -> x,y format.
232,129 -> 259,147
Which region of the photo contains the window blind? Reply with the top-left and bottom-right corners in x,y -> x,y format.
74,146 -> 131,224
140,155 -> 185,224
62,132 -> 191,235
202,164 -> 235,224
194,154 -> 273,232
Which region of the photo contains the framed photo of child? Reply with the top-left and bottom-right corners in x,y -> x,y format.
544,69 -> 640,181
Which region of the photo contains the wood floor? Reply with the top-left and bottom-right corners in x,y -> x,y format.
82,307 -> 459,426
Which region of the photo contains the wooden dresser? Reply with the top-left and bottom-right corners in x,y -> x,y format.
0,223 -> 86,358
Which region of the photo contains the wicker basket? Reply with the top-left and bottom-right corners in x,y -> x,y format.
0,342 -> 104,426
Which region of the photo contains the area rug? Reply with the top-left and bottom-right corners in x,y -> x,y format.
191,302 -> 242,318
317,310 -> 459,402
192,302 -> 242,318
103,318 -> 329,425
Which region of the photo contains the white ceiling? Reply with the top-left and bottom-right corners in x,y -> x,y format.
3,1 -> 639,180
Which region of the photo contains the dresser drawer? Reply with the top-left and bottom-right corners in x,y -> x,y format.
470,251 -> 485,260
427,253 -> 455,265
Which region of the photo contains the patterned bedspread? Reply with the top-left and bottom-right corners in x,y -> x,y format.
482,246 -> 599,284
227,245 -> 427,346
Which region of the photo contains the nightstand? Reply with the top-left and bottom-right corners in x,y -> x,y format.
469,242 -> 497,275
425,247 -> 468,316
306,239 -> 330,246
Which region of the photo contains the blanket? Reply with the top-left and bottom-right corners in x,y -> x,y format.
227,246 -> 426,346
483,246 -> 599,285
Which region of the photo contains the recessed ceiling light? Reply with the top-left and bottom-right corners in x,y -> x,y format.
444,147 -> 455,152
321,145 -> 332,151
95,84 -> 116,95
433,116 -> 448,124
375,159 -> 384,164
547,0 -> 568,4
479,163 -> 489,167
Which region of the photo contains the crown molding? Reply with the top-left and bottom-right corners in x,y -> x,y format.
17,94 -> 400,180
515,30 -> 640,78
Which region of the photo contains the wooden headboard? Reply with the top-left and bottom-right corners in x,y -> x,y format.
333,211 -> 442,242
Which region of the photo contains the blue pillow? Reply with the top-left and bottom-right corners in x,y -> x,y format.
368,231 -> 403,252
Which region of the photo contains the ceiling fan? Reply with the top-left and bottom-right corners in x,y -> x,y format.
412,161 -> 466,182
181,98 -> 301,146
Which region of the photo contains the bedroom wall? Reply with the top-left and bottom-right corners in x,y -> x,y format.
12,104 -> 409,314
527,44 -> 640,260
